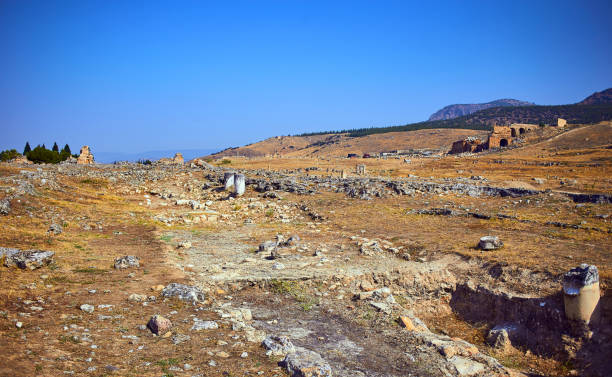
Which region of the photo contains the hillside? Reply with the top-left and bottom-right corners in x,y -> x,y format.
578,88 -> 612,105
206,128 -> 487,159
428,99 -> 534,121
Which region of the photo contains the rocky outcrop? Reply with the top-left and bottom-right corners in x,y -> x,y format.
77,146 -> 94,164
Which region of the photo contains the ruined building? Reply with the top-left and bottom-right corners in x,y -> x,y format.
76,146 -> 94,164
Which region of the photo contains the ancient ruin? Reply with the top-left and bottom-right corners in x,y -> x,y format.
449,136 -> 483,154
76,145 -> 94,164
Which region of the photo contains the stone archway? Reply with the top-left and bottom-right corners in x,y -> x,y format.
500,139 -> 509,147
519,128 -> 526,135
511,128 -> 517,137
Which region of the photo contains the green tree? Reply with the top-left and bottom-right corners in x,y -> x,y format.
0,149 -> 20,162
62,144 -> 71,155
52,142 -> 59,152
26,145 -> 61,164
23,142 -> 31,155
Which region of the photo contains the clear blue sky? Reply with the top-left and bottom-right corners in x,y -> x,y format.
1,0 -> 611,154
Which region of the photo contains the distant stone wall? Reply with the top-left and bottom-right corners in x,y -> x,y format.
449,138 -> 483,154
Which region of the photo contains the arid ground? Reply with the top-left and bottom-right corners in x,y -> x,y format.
1,123 -> 611,377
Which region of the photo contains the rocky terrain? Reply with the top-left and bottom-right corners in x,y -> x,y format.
1,123 -> 611,377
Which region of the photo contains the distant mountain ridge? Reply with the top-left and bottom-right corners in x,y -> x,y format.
428,99 -> 535,121
578,88 -> 612,105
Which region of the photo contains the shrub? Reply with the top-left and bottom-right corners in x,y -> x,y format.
0,149 -> 20,162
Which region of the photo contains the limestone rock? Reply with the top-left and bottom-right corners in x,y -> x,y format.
76,146 -> 94,165
478,236 -> 503,250
48,223 -> 63,235
161,283 -> 205,303
147,314 -> 172,335
2,249 -> 55,270
0,199 -> 10,215
280,347 -> 333,377
114,255 -> 140,269
191,319 -> 218,331
262,335 -> 295,356
486,326 -> 512,351
80,304 -> 95,313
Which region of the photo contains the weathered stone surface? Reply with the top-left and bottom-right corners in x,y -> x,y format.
234,174 -> 246,196
114,255 -> 140,269
48,223 -> 63,235
77,145 -> 94,164
563,264 -> 599,294
2,249 -> 55,270
80,304 -> 95,313
449,356 -> 485,376
262,335 -> 295,356
0,199 -> 11,215
224,172 -> 235,190
161,283 -> 205,302
478,236 -> 503,250
147,314 -> 172,335
191,319 -> 218,331
280,347 -> 333,377
486,325 -> 513,351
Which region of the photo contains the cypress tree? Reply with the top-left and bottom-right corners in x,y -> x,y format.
62,144 -> 71,155
52,142 -> 59,152
42,144 -> 46,149
23,142 -> 31,155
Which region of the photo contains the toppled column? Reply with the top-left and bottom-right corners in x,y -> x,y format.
341,170 -> 347,179
563,264 -> 600,324
224,172 -> 235,190
234,174 -> 245,196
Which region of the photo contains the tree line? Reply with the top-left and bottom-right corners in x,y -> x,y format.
0,142 -> 78,163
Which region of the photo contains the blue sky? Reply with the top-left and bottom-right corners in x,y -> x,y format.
1,0 -> 611,155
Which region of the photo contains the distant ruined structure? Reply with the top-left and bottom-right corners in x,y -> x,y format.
450,136 -> 484,154
449,120 -> 554,154
77,146 -> 94,164
158,153 -> 184,165
557,118 -> 567,128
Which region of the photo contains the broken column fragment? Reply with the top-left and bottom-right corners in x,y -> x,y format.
234,174 -> 245,196
224,172 -> 235,190
563,264 -> 600,324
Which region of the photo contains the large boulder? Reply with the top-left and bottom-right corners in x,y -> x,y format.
280,347 -> 333,377
161,283 -> 205,303
2,248 -> 55,270
147,314 -> 172,335
478,236 -> 503,250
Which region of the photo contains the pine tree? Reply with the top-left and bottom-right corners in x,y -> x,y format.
62,144 -> 71,155
42,144 -> 46,149
23,142 -> 31,155
52,142 -> 59,152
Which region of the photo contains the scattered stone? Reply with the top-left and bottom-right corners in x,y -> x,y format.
262,335 -> 295,356
272,262 -> 285,270
80,304 -> 94,313
48,223 -> 63,235
15,321 -> 23,328
280,347 -> 333,377
128,294 -> 147,302
478,236 -> 503,250
191,319 -> 218,331
147,315 -> 172,335
114,255 -> 140,269
0,199 -> 10,215
161,283 -> 205,303
177,241 -> 192,249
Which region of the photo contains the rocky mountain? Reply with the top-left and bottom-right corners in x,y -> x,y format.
578,88 -> 612,105
428,99 -> 535,121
